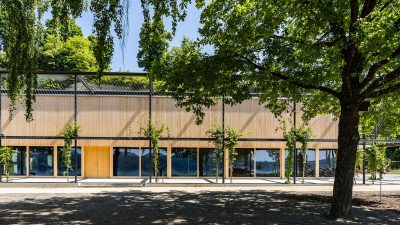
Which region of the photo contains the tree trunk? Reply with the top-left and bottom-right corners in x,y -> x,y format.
329,102 -> 360,218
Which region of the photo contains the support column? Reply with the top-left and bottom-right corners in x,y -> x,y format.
315,148 -> 320,178
167,145 -> 172,178
74,74 -> 78,183
222,95 -> 225,184
0,73 -> 2,148
362,135 -> 366,184
148,80 -> 153,183
293,101 -> 297,184
280,147 -> 285,178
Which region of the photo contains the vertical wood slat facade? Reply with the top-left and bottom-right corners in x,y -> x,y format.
1,94 -> 338,178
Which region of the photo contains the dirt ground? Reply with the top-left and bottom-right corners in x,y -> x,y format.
0,190 -> 399,225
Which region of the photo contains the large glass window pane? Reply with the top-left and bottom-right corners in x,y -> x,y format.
256,149 -> 280,177
199,148 -> 222,177
141,148 -> 167,177
296,149 -> 316,177
57,147 -> 81,176
232,149 -> 254,177
1,147 -> 26,176
171,148 -> 197,176
113,147 -> 139,176
284,149 -> 316,177
29,147 -> 54,176
319,149 -> 337,177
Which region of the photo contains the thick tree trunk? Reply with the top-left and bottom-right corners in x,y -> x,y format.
329,102 -> 360,218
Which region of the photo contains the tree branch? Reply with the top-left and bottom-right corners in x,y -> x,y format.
366,81 -> 400,98
362,67 -> 400,98
240,56 -> 341,98
361,0 -> 377,18
350,0 -> 359,23
273,35 -> 342,47
359,45 -> 400,89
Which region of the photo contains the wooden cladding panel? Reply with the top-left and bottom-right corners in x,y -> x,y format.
1,95 -> 74,136
1,95 -> 338,149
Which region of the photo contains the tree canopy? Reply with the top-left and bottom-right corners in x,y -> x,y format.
143,0 -> 400,218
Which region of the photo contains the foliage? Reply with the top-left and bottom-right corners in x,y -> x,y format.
365,144 -> 390,182
90,0 -> 127,77
355,148 -> 364,174
38,34 -> 98,72
0,0 -> 127,121
282,125 -> 312,184
138,19 -> 172,72
206,126 -> 224,182
146,0 -> 400,218
138,120 -> 169,182
38,77 -> 75,90
61,122 -> 80,181
206,125 -> 241,183
0,146 -> 13,182
225,127 -> 241,183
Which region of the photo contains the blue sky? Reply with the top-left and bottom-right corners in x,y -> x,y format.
74,2 -> 203,72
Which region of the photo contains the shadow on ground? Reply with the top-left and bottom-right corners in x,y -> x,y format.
0,190 -> 399,224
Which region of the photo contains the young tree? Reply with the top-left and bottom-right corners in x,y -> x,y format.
145,0 -> 400,218
206,126 -> 224,183
61,122 -> 80,182
0,146 -> 13,182
365,144 -> 389,183
225,127 -> 241,183
138,121 -> 169,183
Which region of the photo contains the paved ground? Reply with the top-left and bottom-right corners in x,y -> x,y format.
0,187 -> 399,225
4,174 -> 400,185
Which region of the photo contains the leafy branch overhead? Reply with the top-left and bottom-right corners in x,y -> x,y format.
143,0 -> 400,218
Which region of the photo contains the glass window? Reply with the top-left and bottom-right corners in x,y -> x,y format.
296,149 -> 316,177
171,148 -> 197,176
232,149 -> 254,177
284,149 -> 316,177
141,148 -> 167,177
29,147 -> 54,176
199,148 -> 223,177
1,147 -> 26,176
113,147 -> 139,176
319,149 -> 337,177
256,149 -> 280,177
57,147 -> 81,176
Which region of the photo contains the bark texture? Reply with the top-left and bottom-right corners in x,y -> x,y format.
329,101 -> 360,218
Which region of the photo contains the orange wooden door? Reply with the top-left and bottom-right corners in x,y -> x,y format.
84,146 -> 110,178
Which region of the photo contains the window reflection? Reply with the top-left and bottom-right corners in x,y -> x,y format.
29,147 -> 54,176
172,148 -> 197,176
296,149 -> 316,177
57,147 -> 82,176
1,147 -> 26,176
319,149 -> 337,177
199,148 -> 222,177
141,148 -> 167,177
113,147 -> 139,176
256,149 -> 280,177
232,149 -> 254,177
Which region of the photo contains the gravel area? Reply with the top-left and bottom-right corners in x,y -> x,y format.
0,189 -> 399,224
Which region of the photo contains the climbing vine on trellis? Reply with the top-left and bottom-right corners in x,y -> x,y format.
282,125 -> 312,184
206,126 -> 242,183
0,146 -> 13,182
61,122 -> 80,182
138,120 -> 169,183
